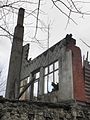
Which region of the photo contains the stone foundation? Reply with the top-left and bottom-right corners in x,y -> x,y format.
0,98 -> 90,120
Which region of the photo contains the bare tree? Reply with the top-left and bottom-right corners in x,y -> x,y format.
0,0 -> 90,45
0,67 -> 6,94
0,0 -> 90,95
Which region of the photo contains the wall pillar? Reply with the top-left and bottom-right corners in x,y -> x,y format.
39,67 -> 44,95
58,47 -> 74,101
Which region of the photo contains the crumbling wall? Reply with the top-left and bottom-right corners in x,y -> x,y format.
0,98 -> 90,120
19,35 -> 86,102
20,38 -> 75,102
20,39 -> 66,80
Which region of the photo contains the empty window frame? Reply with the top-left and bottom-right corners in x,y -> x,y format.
33,71 -> 40,97
44,61 -> 59,94
20,77 -> 30,88
19,76 -> 30,100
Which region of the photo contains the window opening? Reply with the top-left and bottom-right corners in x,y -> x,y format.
44,61 -> 59,94
54,61 -> 59,70
49,64 -> 53,73
45,67 -> 48,75
44,76 -> 48,94
54,70 -> 59,84
33,81 -> 38,97
35,72 -> 40,79
33,71 -> 40,98
19,76 -> 30,100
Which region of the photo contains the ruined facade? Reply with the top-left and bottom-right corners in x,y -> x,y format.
5,8 -> 90,105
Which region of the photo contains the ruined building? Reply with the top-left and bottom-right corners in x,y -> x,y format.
3,7 -> 90,120
5,8 -> 90,105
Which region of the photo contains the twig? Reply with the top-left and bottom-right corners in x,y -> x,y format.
34,0 -> 41,38
51,0 -> 77,25
80,38 -> 90,48
65,10 -> 71,29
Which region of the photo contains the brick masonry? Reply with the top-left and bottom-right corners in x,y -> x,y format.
67,41 -> 86,102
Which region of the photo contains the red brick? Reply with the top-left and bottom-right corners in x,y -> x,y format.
67,43 -> 86,102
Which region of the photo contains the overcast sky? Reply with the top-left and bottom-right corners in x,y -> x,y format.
0,0 -> 90,95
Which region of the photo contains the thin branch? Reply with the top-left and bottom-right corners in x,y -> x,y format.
67,0 -> 72,7
80,38 -> 90,48
53,0 -> 79,14
52,0 -> 90,15
74,1 -> 90,4
0,26 -> 13,37
51,0 -> 77,25
0,80 -> 6,87
0,1 -> 37,8
32,37 -> 45,49
2,8 -> 12,40
70,0 -> 82,13
34,0 -> 41,38
65,9 -> 71,29
25,8 -> 38,18
25,10 -> 46,29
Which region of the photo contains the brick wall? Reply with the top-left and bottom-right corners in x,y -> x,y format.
67,42 -> 86,102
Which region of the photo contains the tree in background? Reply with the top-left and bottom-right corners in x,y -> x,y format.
0,67 -> 6,95
0,0 -> 90,95
0,0 -> 90,45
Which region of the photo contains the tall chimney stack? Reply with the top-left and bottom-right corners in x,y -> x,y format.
5,8 -> 25,99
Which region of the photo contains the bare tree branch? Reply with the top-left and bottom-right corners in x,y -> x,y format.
51,0 -> 78,25
0,1 -> 37,8
0,0 -> 90,48
74,1 -> 90,4
65,10 -> 71,29
34,0 -> 41,38
80,38 -> 90,48
0,26 -> 13,36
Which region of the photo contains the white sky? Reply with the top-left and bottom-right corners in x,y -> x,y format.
0,0 -> 90,95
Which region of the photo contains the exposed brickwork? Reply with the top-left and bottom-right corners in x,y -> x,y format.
67,43 -> 86,102
83,60 -> 90,103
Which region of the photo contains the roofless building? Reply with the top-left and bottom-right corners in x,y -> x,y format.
5,8 -> 90,104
